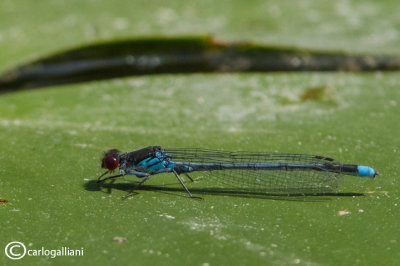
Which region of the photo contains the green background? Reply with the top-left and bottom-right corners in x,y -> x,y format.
1,1 -> 399,265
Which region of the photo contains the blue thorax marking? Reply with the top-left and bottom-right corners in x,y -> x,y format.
136,151 -> 174,172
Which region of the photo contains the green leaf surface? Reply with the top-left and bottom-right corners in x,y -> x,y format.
1,1 -> 400,266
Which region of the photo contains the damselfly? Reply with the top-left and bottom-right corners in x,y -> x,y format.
97,146 -> 379,199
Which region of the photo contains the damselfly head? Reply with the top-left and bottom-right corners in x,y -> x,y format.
101,149 -> 121,172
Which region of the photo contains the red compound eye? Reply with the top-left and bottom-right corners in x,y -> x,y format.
103,156 -> 119,171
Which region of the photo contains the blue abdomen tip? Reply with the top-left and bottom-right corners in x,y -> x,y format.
357,166 -> 376,178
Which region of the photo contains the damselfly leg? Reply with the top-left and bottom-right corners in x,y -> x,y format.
97,172 -> 123,183
172,169 -> 193,198
122,175 -> 152,199
172,169 -> 202,199
184,173 -> 195,182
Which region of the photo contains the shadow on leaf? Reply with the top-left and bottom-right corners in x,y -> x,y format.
84,179 -> 364,202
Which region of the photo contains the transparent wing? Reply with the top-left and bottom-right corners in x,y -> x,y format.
198,168 -> 339,193
166,148 -> 333,164
165,148 -> 340,193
